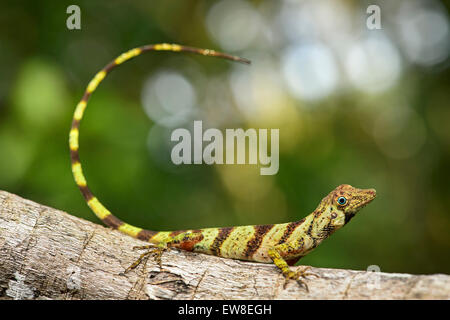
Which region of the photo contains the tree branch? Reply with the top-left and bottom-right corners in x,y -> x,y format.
0,190 -> 448,300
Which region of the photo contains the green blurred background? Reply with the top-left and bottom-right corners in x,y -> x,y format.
0,0 -> 449,275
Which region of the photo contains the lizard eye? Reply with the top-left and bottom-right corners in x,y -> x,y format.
337,196 -> 347,206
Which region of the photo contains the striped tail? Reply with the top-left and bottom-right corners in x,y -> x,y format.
69,43 -> 250,242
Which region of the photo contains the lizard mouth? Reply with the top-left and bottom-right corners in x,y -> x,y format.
356,188 -> 376,209
363,188 -> 377,204
344,188 -> 376,224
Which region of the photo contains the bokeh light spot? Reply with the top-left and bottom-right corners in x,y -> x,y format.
206,0 -> 261,51
396,1 -> 450,66
345,33 -> 402,94
282,42 -> 338,101
141,71 -> 197,127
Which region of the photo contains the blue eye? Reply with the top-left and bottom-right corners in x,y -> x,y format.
337,196 -> 347,206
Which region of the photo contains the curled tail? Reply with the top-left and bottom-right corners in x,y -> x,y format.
69,43 -> 250,242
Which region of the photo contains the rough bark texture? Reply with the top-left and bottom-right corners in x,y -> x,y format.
0,190 -> 448,300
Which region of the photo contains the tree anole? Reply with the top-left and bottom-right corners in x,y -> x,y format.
69,43 -> 376,290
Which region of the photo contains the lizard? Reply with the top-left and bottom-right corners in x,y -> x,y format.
69,43 -> 377,290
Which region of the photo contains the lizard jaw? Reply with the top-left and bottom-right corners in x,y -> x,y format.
336,185 -> 376,224
360,188 -> 377,207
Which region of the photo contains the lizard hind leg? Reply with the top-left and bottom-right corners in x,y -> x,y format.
123,243 -> 166,274
123,231 -> 204,274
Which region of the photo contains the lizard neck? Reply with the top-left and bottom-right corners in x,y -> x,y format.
305,204 -> 341,248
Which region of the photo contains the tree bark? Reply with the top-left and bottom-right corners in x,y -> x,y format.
0,190 -> 448,300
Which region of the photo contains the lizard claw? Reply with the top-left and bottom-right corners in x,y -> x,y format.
123,244 -> 167,274
295,278 -> 310,292
132,245 -> 157,251
300,266 -> 319,279
282,275 -> 310,292
283,266 -> 318,292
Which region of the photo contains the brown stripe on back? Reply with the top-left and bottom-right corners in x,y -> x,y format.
277,218 -> 305,245
169,230 -> 187,237
169,228 -> 203,238
211,227 -> 234,256
244,224 -> 274,259
137,229 -> 158,241
102,214 -> 124,229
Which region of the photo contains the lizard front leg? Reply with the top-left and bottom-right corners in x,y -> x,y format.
268,241 -> 318,291
124,231 -> 204,273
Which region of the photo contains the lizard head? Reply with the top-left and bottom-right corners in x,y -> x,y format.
303,184 -> 376,249
326,184 -> 376,228
312,184 -> 376,239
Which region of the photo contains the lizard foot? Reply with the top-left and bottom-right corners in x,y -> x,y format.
122,244 -> 167,274
283,266 -> 319,292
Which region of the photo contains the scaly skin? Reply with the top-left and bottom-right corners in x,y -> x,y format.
69,43 -> 376,289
